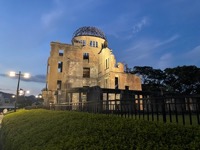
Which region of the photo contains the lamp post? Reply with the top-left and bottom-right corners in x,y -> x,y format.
9,71 -> 30,111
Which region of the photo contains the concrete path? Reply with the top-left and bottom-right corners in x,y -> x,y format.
0,114 -> 3,128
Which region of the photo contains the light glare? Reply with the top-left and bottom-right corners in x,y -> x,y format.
23,73 -> 30,78
9,71 -> 16,77
26,90 -> 30,94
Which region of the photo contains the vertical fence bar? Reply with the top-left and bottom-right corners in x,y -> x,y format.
197,101 -> 200,125
162,98 -> 166,123
151,102 -> 154,121
156,98 -> 159,121
174,98 -> 178,124
138,99 -> 141,119
143,98 -> 145,120
181,103 -> 185,125
70,93 -> 73,111
169,102 -> 172,123
106,93 -> 109,115
79,92 -> 82,111
187,98 -> 192,125
134,99 -> 137,119
147,101 -> 150,121
131,98 -> 134,118
124,103 -> 127,118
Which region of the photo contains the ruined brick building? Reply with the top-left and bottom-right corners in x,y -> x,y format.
42,26 -> 142,106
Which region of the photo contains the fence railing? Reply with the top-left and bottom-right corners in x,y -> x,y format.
53,96 -> 200,125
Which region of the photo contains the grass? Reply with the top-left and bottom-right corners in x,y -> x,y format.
0,109 -> 200,150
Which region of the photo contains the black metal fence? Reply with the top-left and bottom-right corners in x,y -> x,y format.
53,95 -> 200,125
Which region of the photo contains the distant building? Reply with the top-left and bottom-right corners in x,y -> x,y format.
42,26 -> 142,106
0,92 -> 15,112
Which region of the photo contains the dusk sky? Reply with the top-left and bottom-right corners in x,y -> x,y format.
0,0 -> 200,95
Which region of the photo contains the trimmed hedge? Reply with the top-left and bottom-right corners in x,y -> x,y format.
0,109 -> 200,150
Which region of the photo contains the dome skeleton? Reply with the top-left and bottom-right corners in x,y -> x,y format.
72,26 -> 107,40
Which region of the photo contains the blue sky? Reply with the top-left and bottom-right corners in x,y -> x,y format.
0,0 -> 200,95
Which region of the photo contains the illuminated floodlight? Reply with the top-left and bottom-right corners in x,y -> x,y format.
23,73 -> 30,78
36,94 -> 42,98
26,90 -> 30,94
9,71 -> 16,77
19,90 -> 24,96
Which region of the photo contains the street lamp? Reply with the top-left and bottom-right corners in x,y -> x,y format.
35,95 -> 42,99
19,89 -> 30,96
9,71 -> 30,111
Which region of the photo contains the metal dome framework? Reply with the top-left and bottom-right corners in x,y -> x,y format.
72,26 -> 107,40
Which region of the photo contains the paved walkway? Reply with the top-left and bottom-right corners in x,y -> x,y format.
0,114 -> 3,128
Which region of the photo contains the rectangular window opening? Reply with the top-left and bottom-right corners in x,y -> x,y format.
115,77 -> 118,89
83,40 -> 86,46
125,86 -> 129,90
90,41 -> 93,47
106,58 -> 109,69
57,80 -> 62,90
83,53 -> 89,60
96,41 -> 98,47
92,41 -> 95,47
59,50 -> 64,56
47,64 -> 50,74
83,68 -> 90,78
58,61 -> 63,72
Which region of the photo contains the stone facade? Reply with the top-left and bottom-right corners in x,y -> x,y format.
42,27 -> 142,106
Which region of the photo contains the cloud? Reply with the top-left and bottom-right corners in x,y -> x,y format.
126,34 -> 179,53
120,34 -> 179,68
155,34 -> 180,47
0,74 -> 46,83
0,73 -> 7,78
102,15 -> 149,39
132,17 -> 148,34
185,45 -> 200,59
125,38 -> 156,60
0,88 -> 12,91
28,75 -> 46,83
181,45 -> 200,65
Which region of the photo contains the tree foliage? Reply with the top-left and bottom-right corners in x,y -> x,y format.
132,65 -> 200,95
132,66 -> 166,93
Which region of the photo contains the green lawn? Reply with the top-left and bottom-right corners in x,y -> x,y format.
0,109 -> 200,150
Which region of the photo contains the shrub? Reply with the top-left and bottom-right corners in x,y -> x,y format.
0,109 -> 200,150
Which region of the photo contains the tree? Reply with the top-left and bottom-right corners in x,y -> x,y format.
132,66 -> 165,93
132,65 -> 200,95
164,65 -> 200,94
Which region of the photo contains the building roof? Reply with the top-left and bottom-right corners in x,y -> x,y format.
72,26 -> 107,40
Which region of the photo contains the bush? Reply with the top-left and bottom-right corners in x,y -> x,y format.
0,109 -> 200,150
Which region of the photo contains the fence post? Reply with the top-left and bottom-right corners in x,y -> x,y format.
174,98 -> 178,124
162,98 -> 167,123
187,98 -> 192,125
181,103 -> 185,125
197,99 -> 200,125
